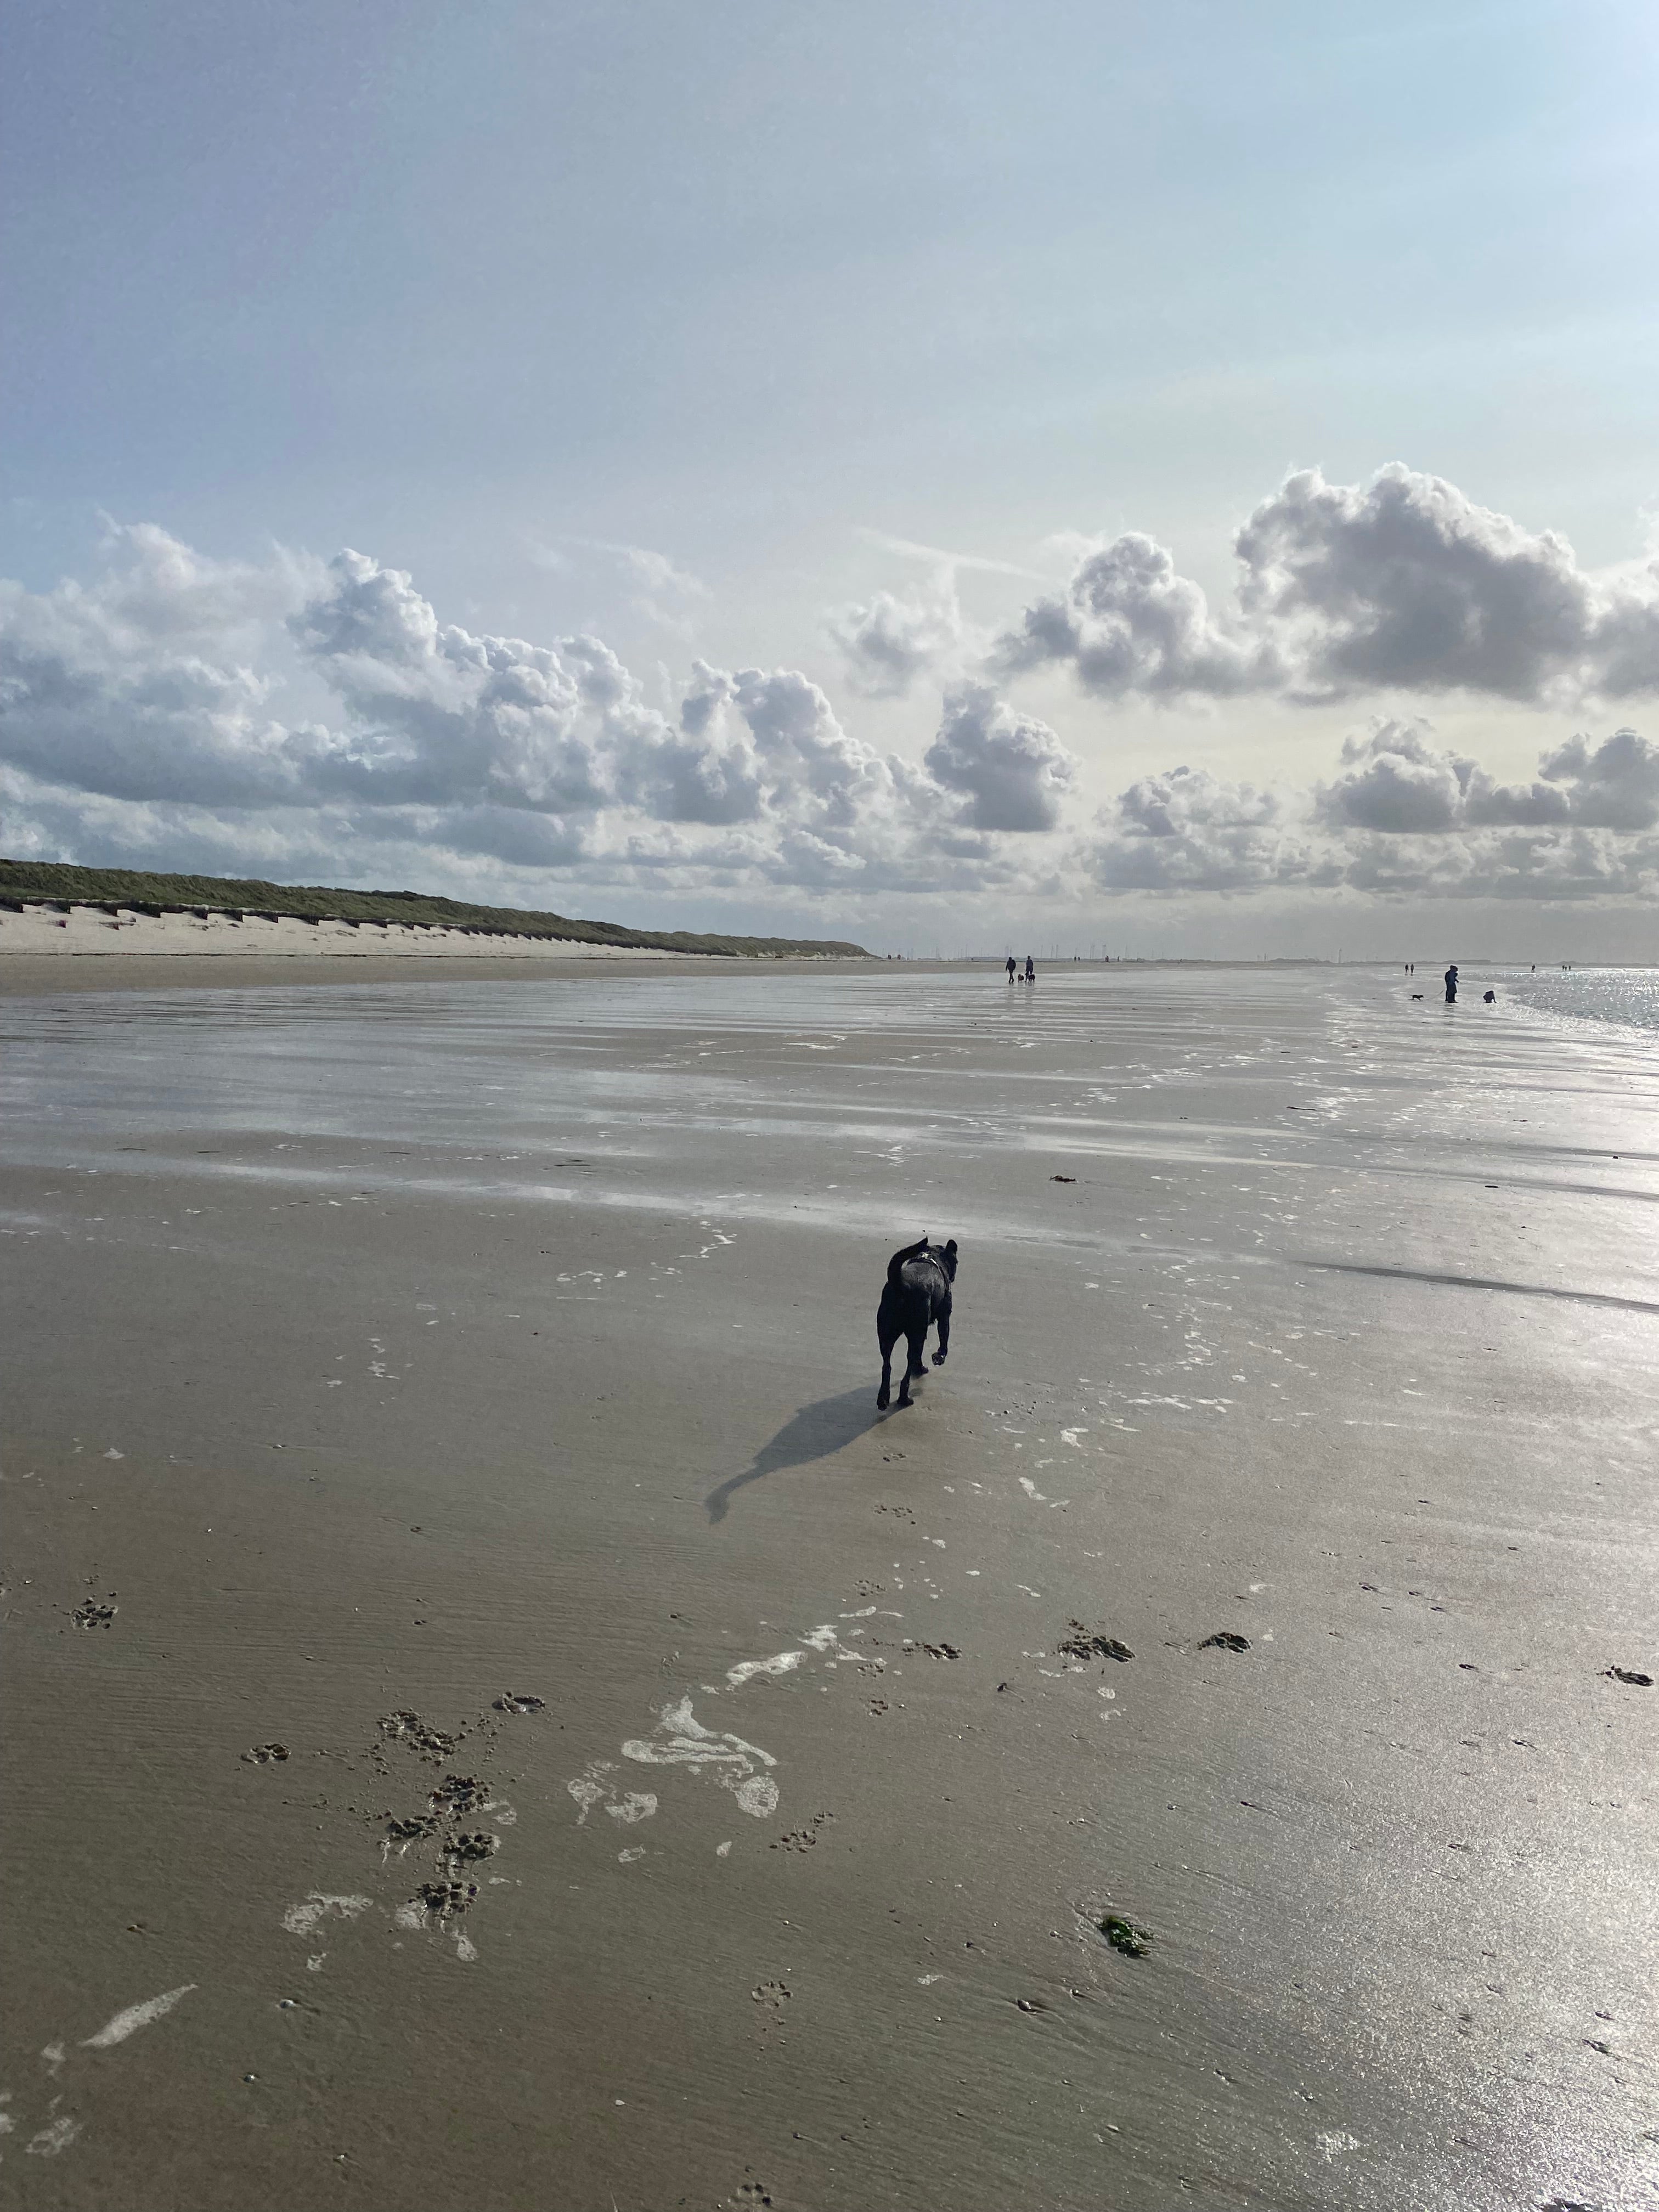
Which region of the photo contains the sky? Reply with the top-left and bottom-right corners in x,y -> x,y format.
5,0 -> 1659,955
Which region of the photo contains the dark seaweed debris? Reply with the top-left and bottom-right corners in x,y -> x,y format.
1199,1632 -> 1251,1654
1058,1621 -> 1133,1663
1604,1666 -> 1652,1687
1098,1915 -> 1153,1959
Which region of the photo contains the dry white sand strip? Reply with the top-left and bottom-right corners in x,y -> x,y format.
0,904 -> 686,960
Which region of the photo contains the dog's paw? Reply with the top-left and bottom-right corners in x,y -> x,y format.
876,1389 -> 890,1410
932,1348 -> 948,1365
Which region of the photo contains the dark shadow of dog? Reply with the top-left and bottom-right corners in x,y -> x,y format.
704,1385 -> 876,1524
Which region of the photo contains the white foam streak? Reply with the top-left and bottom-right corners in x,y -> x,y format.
81,1984 -> 196,2049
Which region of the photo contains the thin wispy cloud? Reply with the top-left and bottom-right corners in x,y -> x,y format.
527,535 -> 709,636
853,528 -> 1045,581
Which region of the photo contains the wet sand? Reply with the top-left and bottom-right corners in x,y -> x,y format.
3,963 -> 1656,2210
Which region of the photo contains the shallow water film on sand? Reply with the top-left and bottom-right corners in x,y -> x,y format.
3,962 -> 1657,2210
1503,964 -> 1659,1040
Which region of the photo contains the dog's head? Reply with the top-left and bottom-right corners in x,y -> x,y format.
939,1237 -> 958,1280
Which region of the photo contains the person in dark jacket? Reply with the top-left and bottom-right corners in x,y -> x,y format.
1444,964 -> 1459,1003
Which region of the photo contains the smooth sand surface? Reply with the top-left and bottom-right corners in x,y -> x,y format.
3,964 -> 1655,2209
0,950 -> 843,997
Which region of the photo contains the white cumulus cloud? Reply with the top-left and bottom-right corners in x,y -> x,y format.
827,574 -> 968,697
998,465 -> 1659,708
1085,719 -> 1659,902
924,682 -> 1075,831
0,527 -> 1069,902
999,533 -> 1277,701
1087,765 -> 1321,893
9,493 -> 1659,923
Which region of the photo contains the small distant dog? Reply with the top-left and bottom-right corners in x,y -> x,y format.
876,1235 -> 957,1410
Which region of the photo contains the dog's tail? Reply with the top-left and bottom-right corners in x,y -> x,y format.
886,1235 -> 931,1285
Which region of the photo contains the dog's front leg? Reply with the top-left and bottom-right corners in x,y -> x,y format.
877,1324 -> 895,1410
932,1296 -> 951,1367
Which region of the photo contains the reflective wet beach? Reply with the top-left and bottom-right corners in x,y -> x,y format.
3,963 -> 1656,2210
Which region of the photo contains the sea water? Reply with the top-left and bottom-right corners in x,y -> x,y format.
1499,966 -> 1659,1040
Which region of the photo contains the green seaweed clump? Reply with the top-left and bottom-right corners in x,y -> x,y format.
1098,1914 -> 1153,1959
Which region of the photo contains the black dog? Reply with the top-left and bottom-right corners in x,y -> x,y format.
876,1235 -> 957,1410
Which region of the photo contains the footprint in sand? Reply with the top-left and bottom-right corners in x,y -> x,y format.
771,1813 -> 834,1852
749,1984 -> 791,2049
377,1709 -> 458,1759
1057,1623 -> 1133,1663
281,1695 -> 541,1967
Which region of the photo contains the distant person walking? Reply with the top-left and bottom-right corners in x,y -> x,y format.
1444,963 -> 1459,1003
1482,989 -> 1496,1004
1006,956 -> 1017,983
1024,956 -> 1036,983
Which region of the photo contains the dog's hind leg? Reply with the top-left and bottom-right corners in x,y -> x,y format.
897,1325 -> 927,1406
877,1322 -> 896,1410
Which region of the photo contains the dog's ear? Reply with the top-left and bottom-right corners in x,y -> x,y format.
942,1237 -> 958,1278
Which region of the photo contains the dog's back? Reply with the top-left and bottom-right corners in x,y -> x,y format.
885,1234 -> 932,1290
883,1237 -> 955,1317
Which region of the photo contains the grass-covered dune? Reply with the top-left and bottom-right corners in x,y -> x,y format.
0,860 -> 871,959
